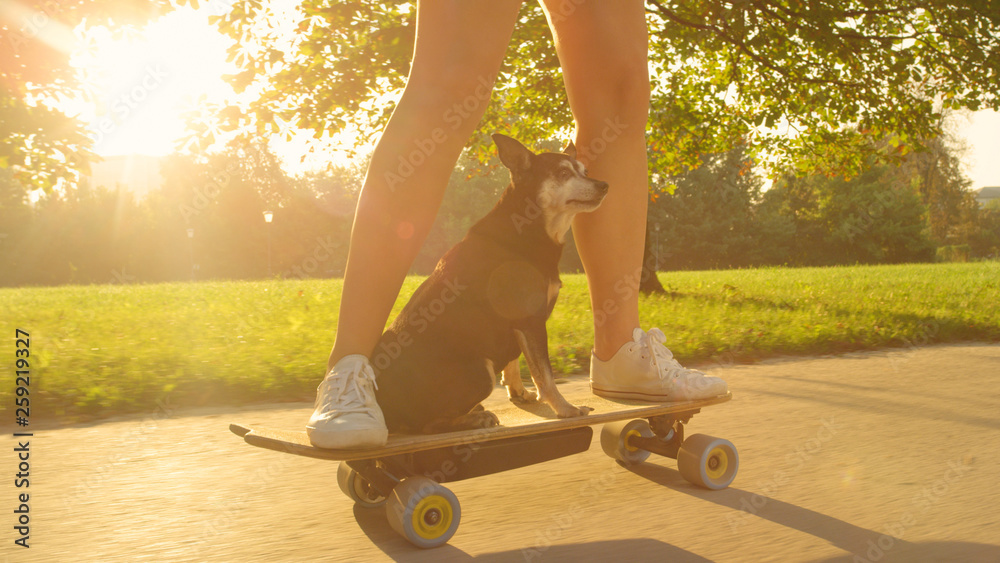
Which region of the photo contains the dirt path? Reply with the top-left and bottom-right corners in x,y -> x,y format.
4,343 -> 1000,562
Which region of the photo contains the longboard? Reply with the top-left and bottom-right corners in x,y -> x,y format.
231,380 -> 737,549
230,389 -> 731,461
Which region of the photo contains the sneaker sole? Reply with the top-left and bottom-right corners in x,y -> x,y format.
306,426 -> 388,450
591,384 -> 727,403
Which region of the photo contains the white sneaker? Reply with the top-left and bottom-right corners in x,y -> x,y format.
306,354 -> 388,449
591,328 -> 728,402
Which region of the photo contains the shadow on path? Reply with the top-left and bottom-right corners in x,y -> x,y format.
352,505 -> 711,562
629,463 -> 1000,562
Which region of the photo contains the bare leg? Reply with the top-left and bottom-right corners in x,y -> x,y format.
328,0 -> 524,370
538,0 -> 651,360
538,1 -> 728,403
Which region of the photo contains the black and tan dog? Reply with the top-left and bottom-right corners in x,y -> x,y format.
373,134 -> 608,434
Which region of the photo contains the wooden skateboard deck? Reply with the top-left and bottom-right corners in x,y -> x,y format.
230,384 -> 731,461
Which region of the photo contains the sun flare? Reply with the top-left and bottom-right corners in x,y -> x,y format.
69,8 -> 233,157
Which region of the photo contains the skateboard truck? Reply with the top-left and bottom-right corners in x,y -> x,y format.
623,412 -> 688,459
344,459 -> 399,502
601,409 -> 738,491
614,408 -> 698,459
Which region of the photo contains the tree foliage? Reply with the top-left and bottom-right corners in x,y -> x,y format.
971,199 -> 1000,258
211,0 -> 1000,177
3,137 -> 995,287
0,141 -> 363,286
761,129 -> 998,265
763,164 -> 937,265
888,135 -> 979,246
645,131 -> 996,269
0,142 -> 508,286
651,145 -> 765,269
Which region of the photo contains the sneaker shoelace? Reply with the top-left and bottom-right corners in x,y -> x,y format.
637,328 -> 705,384
316,362 -> 379,416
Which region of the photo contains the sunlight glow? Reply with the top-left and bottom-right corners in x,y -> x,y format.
65,4 -> 361,174
954,110 -> 1000,189
59,3 -> 996,186
69,8 -> 235,156
1,1 -> 77,58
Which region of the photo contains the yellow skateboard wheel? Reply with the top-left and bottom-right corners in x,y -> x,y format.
337,462 -> 387,508
386,477 -> 461,548
601,419 -> 653,466
677,434 -> 739,490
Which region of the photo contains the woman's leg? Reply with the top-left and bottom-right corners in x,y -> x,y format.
539,0 -> 726,401
310,0 -> 523,448
538,0 -> 650,360
330,0 -> 524,368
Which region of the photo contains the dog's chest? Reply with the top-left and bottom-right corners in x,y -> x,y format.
546,280 -> 561,309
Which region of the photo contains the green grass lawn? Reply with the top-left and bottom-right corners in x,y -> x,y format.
3,262 -> 998,421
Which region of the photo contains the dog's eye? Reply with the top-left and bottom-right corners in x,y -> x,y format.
558,169 -> 573,181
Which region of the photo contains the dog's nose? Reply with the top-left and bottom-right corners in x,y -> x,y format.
595,181 -> 609,193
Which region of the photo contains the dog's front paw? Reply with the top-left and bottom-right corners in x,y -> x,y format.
508,387 -> 539,404
556,404 -> 593,418
468,409 -> 501,429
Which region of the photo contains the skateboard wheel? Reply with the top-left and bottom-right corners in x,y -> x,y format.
337,462 -> 387,509
677,434 -> 739,490
601,419 -> 653,466
386,477 -> 461,548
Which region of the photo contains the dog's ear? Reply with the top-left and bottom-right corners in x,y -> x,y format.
492,134 -> 533,174
563,140 -> 577,160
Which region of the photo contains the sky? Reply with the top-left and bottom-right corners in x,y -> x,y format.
951,110 -> 1000,189
66,5 -> 1000,190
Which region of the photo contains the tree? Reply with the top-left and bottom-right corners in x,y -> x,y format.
969,199 -> 1000,259
888,134 -> 979,247
413,150 -> 510,273
210,1 -> 1000,178
638,226 -> 667,293
764,162 -> 936,265
0,140 -> 368,286
0,168 -> 34,285
1,0 -> 179,191
651,145 -> 765,270
157,141 -> 310,280
14,181 -> 144,285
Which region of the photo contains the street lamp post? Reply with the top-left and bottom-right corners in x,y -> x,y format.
186,227 -> 195,281
263,211 -> 273,277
